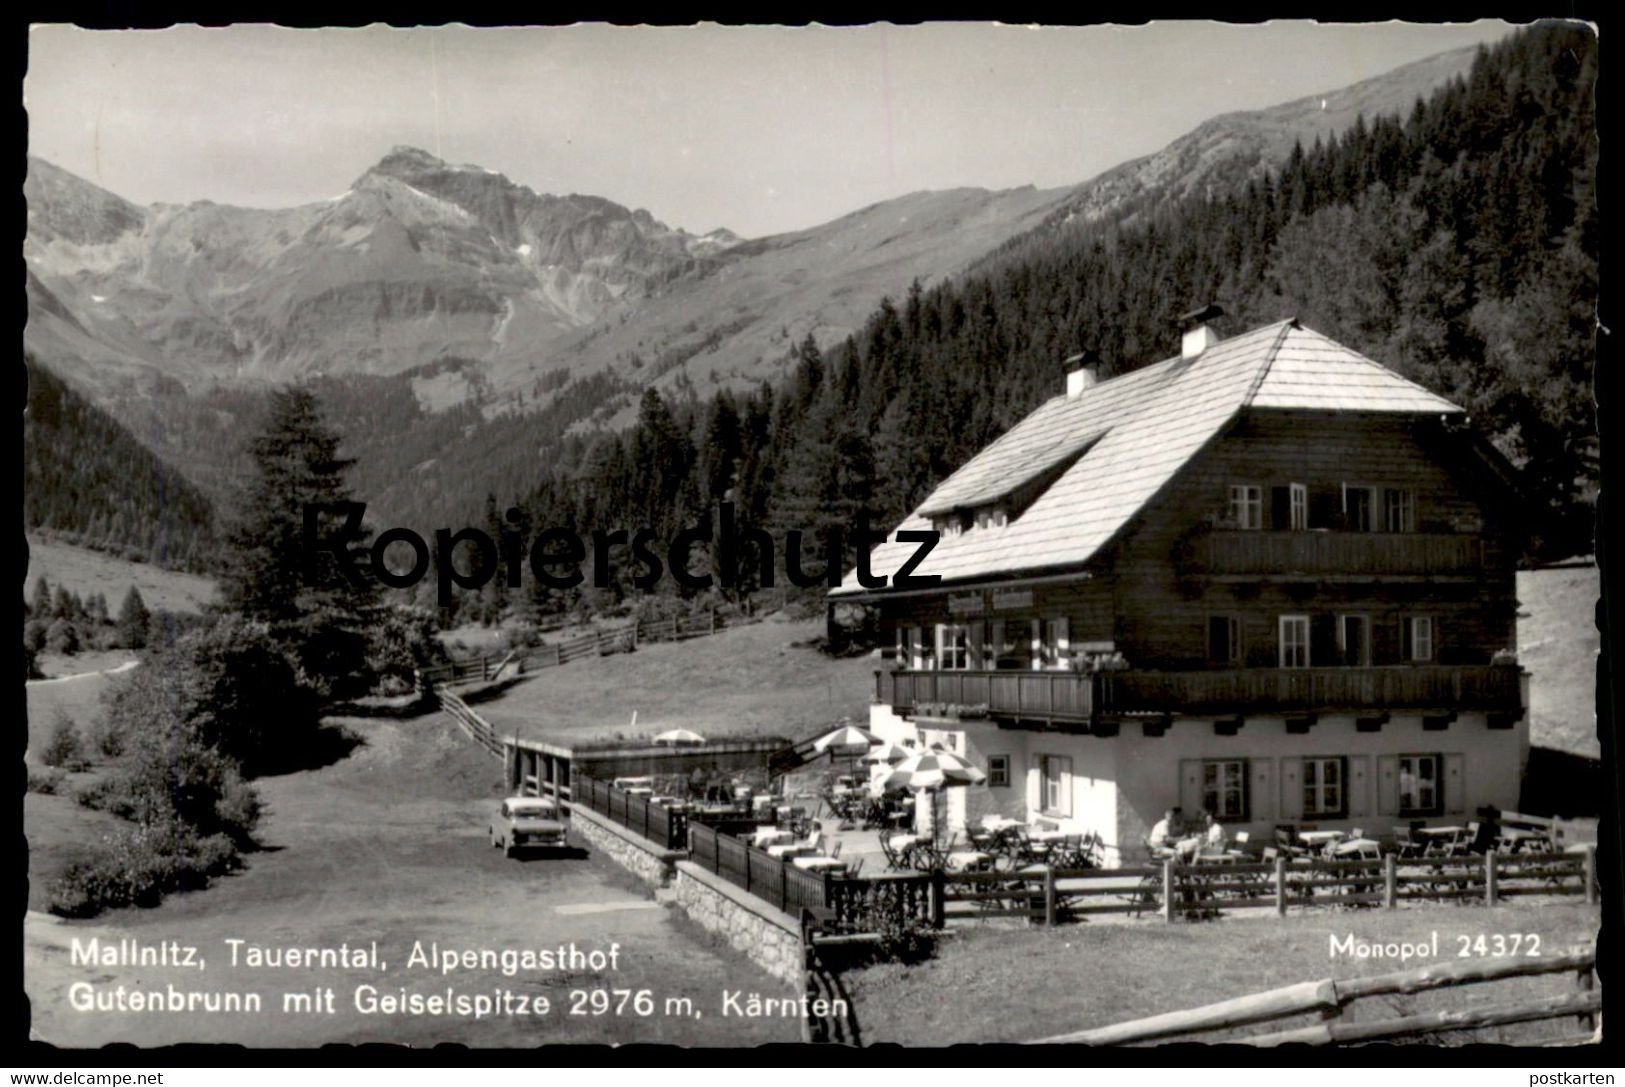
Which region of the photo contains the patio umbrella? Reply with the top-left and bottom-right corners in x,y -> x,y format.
652,728 -> 706,746
880,748 -> 987,843
861,741 -> 913,765
810,724 -> 881,756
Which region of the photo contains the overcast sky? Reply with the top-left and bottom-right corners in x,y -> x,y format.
26,22 -> 1517,238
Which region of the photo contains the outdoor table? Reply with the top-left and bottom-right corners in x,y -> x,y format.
624,786 -> 654,797
1415,825 -> 1465,837
1499,828 -> 1552,852
614,776 -> 655,790
767,843 -> 816,859
752,827 -> 793,848
1193,851 -> 1240,865
945,850 -> 992,872
1332,838 -> 1382,859
981,816 -> 1023,832
889,834 -> 923,852
791,855 -> 848,872
1298,830 -> 1345,845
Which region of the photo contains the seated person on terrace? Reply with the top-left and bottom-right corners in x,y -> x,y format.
1172,811 -> 1211,861
1148,808 -> 1181,857
1204,815 -> 1228,854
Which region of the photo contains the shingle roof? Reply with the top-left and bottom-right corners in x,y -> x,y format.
832,320 -> 1464,596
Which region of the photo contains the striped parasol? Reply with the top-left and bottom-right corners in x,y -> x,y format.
810,724 -> 881,757
879,747 -> 986,793
861,741 -> 913,765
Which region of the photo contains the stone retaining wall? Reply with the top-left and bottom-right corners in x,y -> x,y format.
569,806 -> 681,888
673,861 -> 804,986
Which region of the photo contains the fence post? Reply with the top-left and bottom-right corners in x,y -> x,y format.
1584,844 -> 1598,904
1484,850 -> 1499,906
930,870 -> 946,929
1383,853 -> 1398,909
1577,961 -> 1597,1032
1274,855 -> 1288,916
1044,865 -> 1057,926
1162,858 -> 1176,923
482,656 -> 490,681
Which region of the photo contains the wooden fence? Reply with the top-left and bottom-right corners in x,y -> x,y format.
943,847 -> 1599,926
419,608 -> 728,688
572,774 -> 689,851
1035,943 -> 1598,1046
436,688 -> 502,756
688,823 -> 941,932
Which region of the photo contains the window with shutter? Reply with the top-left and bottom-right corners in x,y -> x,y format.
1302,756 -> 1347,818
1397,753 -> 1443,817
1279,615 -> 1310,669
1202,759 -> 1249,820
1209,616 -> 1242,665
1342,483 -> 1377,532
1337,615 -> 1370,666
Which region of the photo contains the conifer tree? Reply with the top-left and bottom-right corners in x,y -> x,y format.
117,586 -> 150,650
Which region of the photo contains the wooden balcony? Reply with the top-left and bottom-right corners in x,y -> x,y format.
1185,530 -> 1485,579
1099,665 -> 1524,717
875,664 -> 1524,723
876,669 -> 1094,722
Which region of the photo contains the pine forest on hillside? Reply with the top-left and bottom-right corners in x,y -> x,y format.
477,26 -> 1597,623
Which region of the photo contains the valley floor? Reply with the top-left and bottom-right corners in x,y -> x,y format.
24,709 -> 801,1048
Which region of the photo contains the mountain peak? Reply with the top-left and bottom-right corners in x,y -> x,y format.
378,146 -> 447,170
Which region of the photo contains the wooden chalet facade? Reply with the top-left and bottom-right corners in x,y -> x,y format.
832,315 -> 1530,862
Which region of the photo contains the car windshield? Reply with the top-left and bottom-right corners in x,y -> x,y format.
506,799 -> 555,817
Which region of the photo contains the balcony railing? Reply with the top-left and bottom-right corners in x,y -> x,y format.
876,664 -> 1523,722
877,669 -> 1094,721
1185,530 -> 1484,578
1096,665 -> 1524,717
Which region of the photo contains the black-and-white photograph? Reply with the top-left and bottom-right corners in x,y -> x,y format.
21,20 -> 1603,1054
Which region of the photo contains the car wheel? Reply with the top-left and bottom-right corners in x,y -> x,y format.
504,843 -> 516,858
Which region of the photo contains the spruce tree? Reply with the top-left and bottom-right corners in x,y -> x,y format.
218,387 -> 377,695
117,586 -> 150,649
30,576 -> 52,620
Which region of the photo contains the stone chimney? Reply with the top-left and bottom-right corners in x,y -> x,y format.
1179,303 -> 1225,359
1065,349 -> 1103,398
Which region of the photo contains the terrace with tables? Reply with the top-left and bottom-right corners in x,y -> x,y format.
572,744 -> 1596,936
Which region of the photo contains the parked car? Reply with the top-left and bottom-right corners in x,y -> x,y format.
489,796 -> 568,857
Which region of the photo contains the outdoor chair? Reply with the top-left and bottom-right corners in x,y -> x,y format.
844,856 -> 864,878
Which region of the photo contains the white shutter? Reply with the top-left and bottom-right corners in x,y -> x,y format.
1178,759 -> 1204,818
1030,618 -> 1042,670
1250,758 -> 1275,823
1443,753 -> 1466,815
1347,755 -> 1372,820
1278,757 -> 1304,821
1376,755 -> 1400,817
